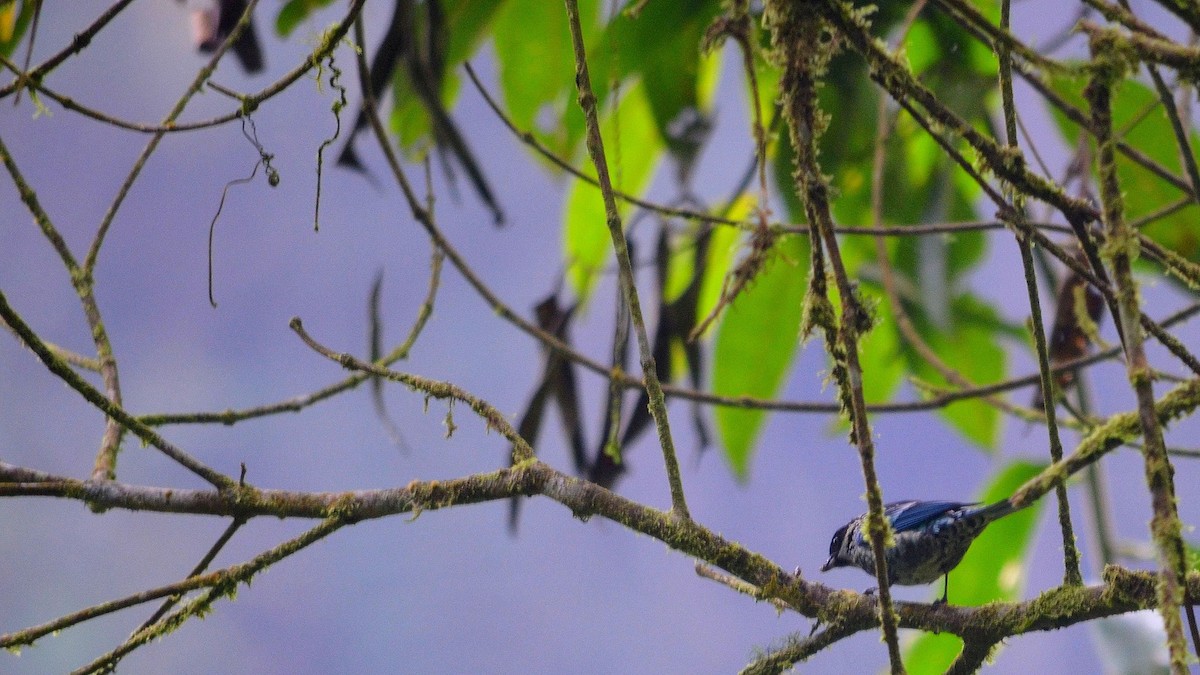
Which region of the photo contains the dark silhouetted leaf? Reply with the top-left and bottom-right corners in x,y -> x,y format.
338,0 -> 503,224
366,271 -> 407,450
509,295 -> 581,532
1033,245 -> 1107,409
196,0 -> 265,73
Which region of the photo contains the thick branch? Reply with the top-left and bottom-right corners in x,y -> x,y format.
4,458 -> 1199,655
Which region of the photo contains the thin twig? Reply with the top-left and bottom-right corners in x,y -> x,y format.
134,517 -> 247,633
72,518 -> 343,675
739,622 -> 860,674
997,0 -> 1082,587
695,563 -> 788,611
289,318 -> 535,462
0,290 -> 234,489
0,0 -> 137,99
0,314 -> 101,371
561,0 -> 691,519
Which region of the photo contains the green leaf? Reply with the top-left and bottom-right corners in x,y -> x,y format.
493,0 -> 596,151
1047,72 -> 1200,264
909,293 -> 1007,448
0,0 -> 35,57
442,0 -> 507,65
381,0 -> 506,154
712,234 -> 809,478
857,288 -> 905,404
563,81 -> 663,299
563,0 -> 721,157
903,21 -> 940,76
799,15 -> 994,241
903,459 -> 1048,673
692,195 -> 755,314
637,4 -> 719,154
275,0 -> 336,38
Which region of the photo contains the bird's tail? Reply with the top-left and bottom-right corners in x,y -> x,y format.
968,498 -> 1024,523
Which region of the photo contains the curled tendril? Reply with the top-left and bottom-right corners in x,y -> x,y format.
314,50 -> 348,232
207,115 -> 279,308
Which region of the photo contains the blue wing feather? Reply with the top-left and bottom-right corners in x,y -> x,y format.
887,500 -> 976,533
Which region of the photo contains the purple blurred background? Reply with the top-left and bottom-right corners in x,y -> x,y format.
2,2 -> 1197,673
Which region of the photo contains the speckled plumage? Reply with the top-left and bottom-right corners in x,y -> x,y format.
820,499 -> 1018,603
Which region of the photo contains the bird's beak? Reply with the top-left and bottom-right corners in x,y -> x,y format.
820,556 -> 836,572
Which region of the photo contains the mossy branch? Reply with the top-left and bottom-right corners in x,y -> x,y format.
1086,34 -> 1191,673
5,454 -> 1199,668
996,0 -> 1082,587
765,2 -> 902,671
562,0 -> 690,520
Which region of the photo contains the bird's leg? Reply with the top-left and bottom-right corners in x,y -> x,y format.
932,574 -> 949,606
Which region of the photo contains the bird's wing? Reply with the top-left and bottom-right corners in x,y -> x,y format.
888,500 -> 976,533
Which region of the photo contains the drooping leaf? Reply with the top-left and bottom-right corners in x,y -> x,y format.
1047,72 -> 1200,263
509,295 -> 582,532
493,0 -> 597,156
367,271 -> 407,450
589,242 -> 634,490
712,234 -> 809,478
338,0 -> 506,223
276,0 -> 336,38
593,220 -> 713,488
337,0 -> 410,170
903,459 -> 1048,673
1033,245 -> 1107,409
196,0 -> 264,73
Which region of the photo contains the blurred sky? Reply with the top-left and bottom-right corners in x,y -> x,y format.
2,2 -> 1198,674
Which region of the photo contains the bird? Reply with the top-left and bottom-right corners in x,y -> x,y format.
820,499 -> 1021,604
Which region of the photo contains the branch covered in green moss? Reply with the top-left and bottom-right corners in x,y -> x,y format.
5,456 -> 1199,664
765,2 -> 903,670
1086,32 -> 1191,673
561,0 -> 690,519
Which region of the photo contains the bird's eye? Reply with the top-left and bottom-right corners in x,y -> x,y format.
828,524 -> 849,556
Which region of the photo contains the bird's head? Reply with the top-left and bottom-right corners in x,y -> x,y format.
821,522 -> 853,572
